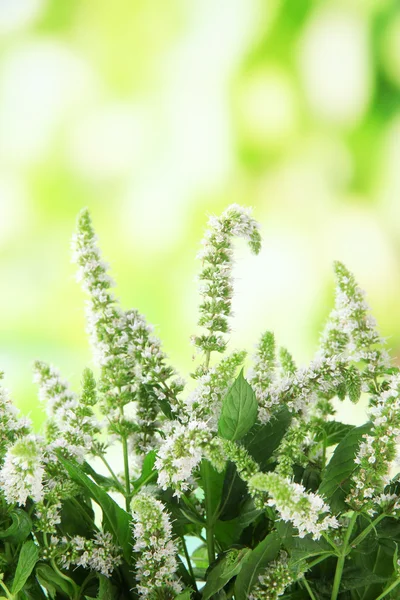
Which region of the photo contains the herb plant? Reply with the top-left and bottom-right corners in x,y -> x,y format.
0,204 -> 399,600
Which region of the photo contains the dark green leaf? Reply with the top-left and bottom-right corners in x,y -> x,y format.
218,370 -> 258,441
36,564 -> 73,598
315,421 -> 355,447
0,509 -> 32,543
97,574 -> 118,599
12,541 -> 39,594
319,422 -> 372,513
132,450 -> 157,491
202,548 -> 251,600
242,407 -> 292,469
234,532 -> 281,600
175,591 -> 192,600
57,455 -> 132,563
340,567 -> 387,591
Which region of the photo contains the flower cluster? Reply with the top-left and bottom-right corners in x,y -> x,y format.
131,492 -> 181,598
320,261 -> 390,376
347,373 -> 400,512
155,421 -> 226,496
0,434 -> 44,505
249,331 -> 277,409
72,209 -> 183,458
33,361 -> 100,463
178,350 -> 245,424
193,204 -> 261,356
58,531 -> 122,577
249,552 -> 294,600
0,381 -> 31,459
249,472 -> 339,540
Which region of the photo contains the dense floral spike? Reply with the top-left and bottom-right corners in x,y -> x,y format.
0,434 -> 44,505
33,361 -> 100,463
249,552 -> 294,600
348,373 -> 400,513
0,381 -> 31,459
72,209 -> 183,457
178,350 -> 246,423
249,472 -> 339,540
249,331 -> 276,409
155,421 -> 226,496
320,261 -> 390,376
193,204 -> 261,357
131,492 -> 182,598
58,532 -> 122,577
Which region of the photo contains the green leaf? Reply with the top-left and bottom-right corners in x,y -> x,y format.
319,422 -> 372,513
242,407 -> 291,469
97,574 -> 118,599
234,532 -> 281,600
0,509 -> 32,543
175,591 -> 192,600
202,548 -> 251,600
12,541 -> 39,595
218,370 -> 258,441
315,421 -> 355,447
35,564 -> 74,599
340,567 -> 387,591
57,455 -> 132,562
132,450 -> 157,491
191,544 -> 208,570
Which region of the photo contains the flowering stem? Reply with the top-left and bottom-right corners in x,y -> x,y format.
301,576 -> 319,600
201,460 -> 215,565
375,577 -> 400,599
119,406 -> 131,512
331,512 -> 358,600
97,452 -> 126,495
181,535 -> 197,591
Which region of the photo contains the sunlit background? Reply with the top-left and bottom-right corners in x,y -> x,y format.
1,0 -> 400,429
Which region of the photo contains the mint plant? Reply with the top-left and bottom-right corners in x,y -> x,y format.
0,204 -> 399,600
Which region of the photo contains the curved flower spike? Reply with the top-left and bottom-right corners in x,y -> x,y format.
193,204 -> 261,358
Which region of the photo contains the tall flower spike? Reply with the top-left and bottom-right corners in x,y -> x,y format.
249,472 -> 339,540
72,209 -> 183,457
33,361 -> 100,463
320,261 -> 390,376
0,378 -> 31,459
347,373 -> 400,513
249,331 -> 276,422
178,350 -> 246,424
131,492 -> 182,599
193,204 -> 261,358
0,434 -> 44,505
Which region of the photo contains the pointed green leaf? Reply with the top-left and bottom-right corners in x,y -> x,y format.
12,541 -> 39,594
319,422 -> 372,513
218,370 -> 258,441
234,532 -> 281,600
57,455 -> 131,562
202,548 -> 251,600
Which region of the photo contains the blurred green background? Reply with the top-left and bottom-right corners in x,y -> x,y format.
1,0 -> 400,428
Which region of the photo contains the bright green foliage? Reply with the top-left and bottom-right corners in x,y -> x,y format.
0,205 -> 399,600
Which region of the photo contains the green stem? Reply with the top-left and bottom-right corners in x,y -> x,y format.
302,576 -> 319,600
181,536 -> 197,591
375,577 -> 400,600
331,512 -> 358,600
97,452 -> 125,494
119,406 -> 131,512
205,350 -> 211,369
122,435 -> 131,512
347,513 -> 385,553
0,579 -> 13,600
50,560 -> 80,600
201,460 -> 215,565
